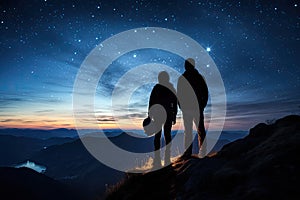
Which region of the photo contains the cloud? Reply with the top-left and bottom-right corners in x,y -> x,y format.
0,119 -> 24,123
118,113 -> 146,119
35,109 -> 55,113
222,95 -> 300,129
97,116 -> 115,122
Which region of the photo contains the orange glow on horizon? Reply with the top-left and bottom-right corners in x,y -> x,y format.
0,109 -> 247,131
0,116 -> 232,131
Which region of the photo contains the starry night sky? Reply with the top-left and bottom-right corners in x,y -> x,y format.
0,0 -> 299,130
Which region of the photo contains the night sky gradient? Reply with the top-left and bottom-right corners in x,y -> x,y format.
0,0 -> 299,130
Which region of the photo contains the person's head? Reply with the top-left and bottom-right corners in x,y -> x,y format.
185,58 -> 195,71
158,71 -> 170,84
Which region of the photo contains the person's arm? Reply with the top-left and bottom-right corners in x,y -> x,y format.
199,74 -> 209,109
170,87 -> 178,125
177,76 -> 183,109
148,86 -> 157,117
172,94 -> 178,125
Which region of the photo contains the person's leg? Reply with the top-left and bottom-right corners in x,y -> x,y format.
153,129 -> 162,167
183,112 -> 193,157
163,120 -> 172,165
196,110 -> 206,157
154,130 -> 162,151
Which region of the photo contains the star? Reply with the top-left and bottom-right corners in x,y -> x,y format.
0,0 -> 299,132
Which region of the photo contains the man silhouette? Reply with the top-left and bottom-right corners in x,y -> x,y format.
148,71 -> 177,167
177,58 -> 208,158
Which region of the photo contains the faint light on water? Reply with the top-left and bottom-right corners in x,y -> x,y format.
15,160 -> 46,173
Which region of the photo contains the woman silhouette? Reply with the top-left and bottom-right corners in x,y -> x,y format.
148,71 -> 177,167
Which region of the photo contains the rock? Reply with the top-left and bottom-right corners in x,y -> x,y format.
106,115 -> 300,200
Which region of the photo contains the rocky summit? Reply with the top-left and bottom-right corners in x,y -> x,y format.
106,115 -> 300,200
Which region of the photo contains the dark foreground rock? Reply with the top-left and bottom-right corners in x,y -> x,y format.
106,115 -> 300,200
0,167 -> 83,200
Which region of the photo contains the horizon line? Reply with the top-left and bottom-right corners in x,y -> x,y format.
0,127 -> 248,132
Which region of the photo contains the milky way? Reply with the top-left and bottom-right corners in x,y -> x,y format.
0,0 -> 299,129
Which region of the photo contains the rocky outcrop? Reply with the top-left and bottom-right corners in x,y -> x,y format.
106,115 -> 300,200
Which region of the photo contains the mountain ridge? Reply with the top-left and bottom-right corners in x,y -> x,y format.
106,115 -> 300,200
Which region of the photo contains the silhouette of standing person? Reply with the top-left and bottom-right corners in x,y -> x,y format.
148,71 -> 177,167
177,58 -> 208,158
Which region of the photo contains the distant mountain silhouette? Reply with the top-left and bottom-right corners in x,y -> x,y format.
106,115 -> 300,200
108,132 -> 153,153
0,167 -> 83,200
0,128 -> 78,139
30,135 -> 126,198
0,128 -> 251,199
0,134 -> 75,165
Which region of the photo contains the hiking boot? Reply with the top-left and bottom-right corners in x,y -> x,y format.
164,158 -> 171,166
153,159 -> 162,169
